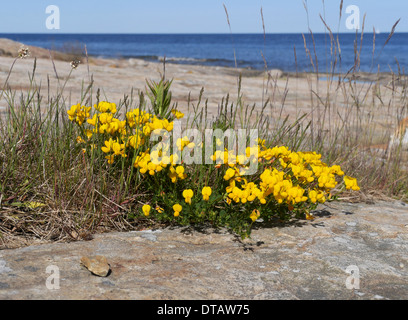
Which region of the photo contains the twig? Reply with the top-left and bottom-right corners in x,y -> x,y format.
94,188 -> 127,211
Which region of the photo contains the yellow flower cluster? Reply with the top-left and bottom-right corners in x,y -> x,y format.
126,109 -> 151,128
176,136 -> 194,151
227,180 -> 262,204
85,102 -> 125,136
87,113 -> 126,135
142,117 -> 174,135
95,101 -> 117,114
221,144 -> 358,208
67,104 -> 91,125
133,150 -> 188,183
134,150 -> 165,175
67,100 -> 185,166
211,147 -> 258,167
101,138 -> 127,163
68,96 -> 360,232
168,164 -> 187,183
344,176 -> 360,191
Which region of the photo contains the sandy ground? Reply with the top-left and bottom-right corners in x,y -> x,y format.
0,38 -> 405,146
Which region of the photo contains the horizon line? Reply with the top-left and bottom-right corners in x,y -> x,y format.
1,31 -> 407,35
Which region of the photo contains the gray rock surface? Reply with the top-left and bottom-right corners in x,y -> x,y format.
0,200 -> 407,300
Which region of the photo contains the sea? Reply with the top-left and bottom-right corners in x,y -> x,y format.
1,33 -> 407,73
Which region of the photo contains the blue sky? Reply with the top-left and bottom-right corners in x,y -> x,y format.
0,0 -> 406,34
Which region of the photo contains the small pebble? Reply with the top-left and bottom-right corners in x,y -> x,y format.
80,255 -> 110,277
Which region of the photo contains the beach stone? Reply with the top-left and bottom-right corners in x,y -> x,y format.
80,255 -> 110,277
0,200 -> 407,300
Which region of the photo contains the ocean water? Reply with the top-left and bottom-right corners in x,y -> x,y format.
1,33 -> 407,73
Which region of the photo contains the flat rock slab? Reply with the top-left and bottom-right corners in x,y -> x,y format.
0,201 -> 407,300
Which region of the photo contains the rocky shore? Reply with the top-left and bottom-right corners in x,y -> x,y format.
0,200 -> 407,300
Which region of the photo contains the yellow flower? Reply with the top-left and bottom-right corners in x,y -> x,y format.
112,141 -> 126,157
305,212 -> 315,220
226,180 -> 236,193
173,203 -> 182,217
171,109 -> 184,119
182,189 -> 194,204
250,209 -> 260,222
102,139 -> 126,159
156,206 -> 164,213
87,114 -> 97,126
102,138 -> 114,153
99,113 -> 113,124
67,104 -> 91,125
308,189 -> 325,204
104,154 -> 114,164
169,168 -> 178,183
175,166 -> 186,179
128,134 -> 142,149
85,130 -> 93,139
126,109 -> 150,127
202,186 -> 212,201
147,162 -> 157,175
67,104 -> 79,121
170,154 -> 179,165
228,186 -> 243,203
176,137 -> 190,151
76,136 -> 85,144
330,165 -> 345,176
344,176 -> 360,191
95,101 -> 117,114
142,204 -> 151,217
223,168 -> 236,181
309,190 -> 318,204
